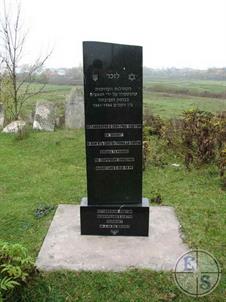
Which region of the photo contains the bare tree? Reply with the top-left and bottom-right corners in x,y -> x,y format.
0,1 -> 51,120
0,58 -> 3,102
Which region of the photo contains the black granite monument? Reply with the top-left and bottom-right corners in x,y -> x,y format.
80,41 -> 149,236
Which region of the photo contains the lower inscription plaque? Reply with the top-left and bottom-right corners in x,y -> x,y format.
80,198 -> 149,236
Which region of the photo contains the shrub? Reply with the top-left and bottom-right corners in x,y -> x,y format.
143,126 -> 151,170
215,113 -> 226,150
219,148 -> 226,189
143,126 -> 168,169
181,109 -> 219,167
0,241 -> 37,301
143,111 -> 164,138
143,109 -> 226,190
161,118 -> 182,148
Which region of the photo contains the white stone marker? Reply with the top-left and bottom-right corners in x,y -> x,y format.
33,101 -> 55,131
65,89 -> 84,129
2,120 -> 26,133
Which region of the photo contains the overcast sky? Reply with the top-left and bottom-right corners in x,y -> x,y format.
2,0 -> 226,69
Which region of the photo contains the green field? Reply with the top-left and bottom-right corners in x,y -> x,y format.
0,79 -> 226,301
143,79 -> 226,118
144,92 -> 226,119
144,79 -> 226,95
18,79 -> 226,120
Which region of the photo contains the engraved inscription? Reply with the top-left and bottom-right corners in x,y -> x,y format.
97,208 -> 134,231
96,165 -> 133,171
87,140 -> 141,146
95,157 -> 135,163
104,132 -> 124,138
89,86 -> 139,108
86,124 -> 142,129
99,149 -> 129,154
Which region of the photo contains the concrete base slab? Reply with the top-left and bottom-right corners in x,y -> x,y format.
36,205 -> 189,272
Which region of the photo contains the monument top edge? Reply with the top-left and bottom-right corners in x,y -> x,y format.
83,41 -> 142,49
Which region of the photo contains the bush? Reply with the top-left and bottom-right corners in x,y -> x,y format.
161,118 -> 182,147
143,109 -> 226,189
143,126 -> 168,169
219,148 -> 226,189
0,241 -> 37,301
143,126 -> 151,170
215,113 -> 226,149
180,109 -> 221,167
143,110 -> 164,138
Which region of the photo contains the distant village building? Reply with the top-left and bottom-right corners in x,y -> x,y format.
57,69 -> 66,76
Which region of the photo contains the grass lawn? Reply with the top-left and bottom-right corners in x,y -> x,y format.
0,130 -> 225,301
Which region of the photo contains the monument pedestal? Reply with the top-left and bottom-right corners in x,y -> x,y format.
80,198 -> 149,236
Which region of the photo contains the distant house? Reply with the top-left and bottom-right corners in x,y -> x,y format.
57,69 -> 66,76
